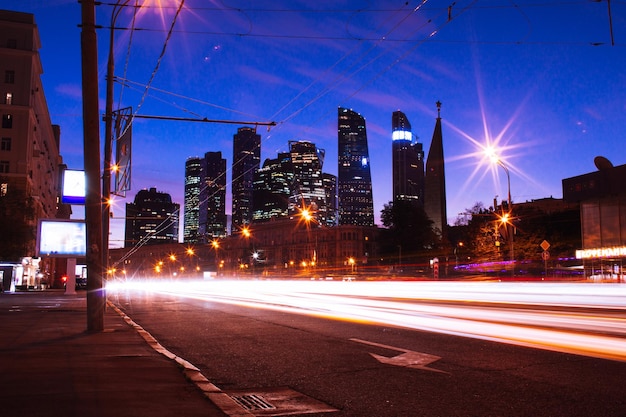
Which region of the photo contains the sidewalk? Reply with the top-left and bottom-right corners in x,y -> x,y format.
0,290 -> 229,417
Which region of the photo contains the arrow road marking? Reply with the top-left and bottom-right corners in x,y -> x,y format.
350,338 -> 448,374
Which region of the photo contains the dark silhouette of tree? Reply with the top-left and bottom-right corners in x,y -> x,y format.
379,200 -> 438,268
449,200 -> 582,275
0,182 -> 37,261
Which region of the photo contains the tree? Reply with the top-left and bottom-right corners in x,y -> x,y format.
379,200 -> 438,267
0,181 -> 37,260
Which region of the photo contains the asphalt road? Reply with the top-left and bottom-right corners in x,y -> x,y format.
109,281 -> 626,417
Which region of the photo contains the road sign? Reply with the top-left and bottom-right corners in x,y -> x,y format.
542,251 -> 550,261
540,240 -> 550,251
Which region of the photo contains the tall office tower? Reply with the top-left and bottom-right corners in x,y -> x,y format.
424,101 -> 447,237
288,140 -> 327,225
183,157 -> 202,243
322,173 -> 338,227
392,110 -> 424,204
252,152 -> 294,223
125,188 -> 179,247
232,127 -> 260,233
337,107 -> 374,226
0,11 -> 66,258
199,151 -> 227,240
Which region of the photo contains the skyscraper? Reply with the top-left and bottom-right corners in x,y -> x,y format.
183,157 -> 202,243
199,151 -> 227,239
337,107 -> 374,227
392,110 -> 424,205
125,188 -> 179,247
252,152 -> 294,223
232,127 -> 260,233
288,140 -> 327,224
322,173 -> 338,227
424,101 -> 447,237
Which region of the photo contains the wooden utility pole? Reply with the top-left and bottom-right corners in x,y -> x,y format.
81,0 -> 105,331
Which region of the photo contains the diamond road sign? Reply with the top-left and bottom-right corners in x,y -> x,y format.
540,240 -> 551,251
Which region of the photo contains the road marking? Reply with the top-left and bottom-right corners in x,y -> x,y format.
350,338 -> 448,374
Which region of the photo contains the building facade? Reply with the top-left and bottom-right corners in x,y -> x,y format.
288,140 -> 327,224
337,107 -> 374,227
0,10 -> 66,260
199,151 -> 227,240
563,158 -> 626,281
392,110 -> 424,205
252,152 -> 294,223
322,172 -> 338,227
220,218 -> 379,277
125,187 -> 179,247
232,127 -> 260,233
424,102 -> 447,238
183,157 -> 201,243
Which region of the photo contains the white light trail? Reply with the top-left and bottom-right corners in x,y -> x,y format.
107,279 -> 626,362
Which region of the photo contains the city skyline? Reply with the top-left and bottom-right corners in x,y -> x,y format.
5,1 -> 626,248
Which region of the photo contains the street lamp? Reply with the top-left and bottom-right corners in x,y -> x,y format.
486,148 -> 514,274
211,239 -> 220,275
299,206 -> 318,271
103,0 -> 132,276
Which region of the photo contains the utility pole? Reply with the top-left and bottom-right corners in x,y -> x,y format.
81,0 -> 105,331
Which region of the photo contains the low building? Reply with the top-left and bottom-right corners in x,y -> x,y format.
562,157 -> 626,281
109,219 -> 379,280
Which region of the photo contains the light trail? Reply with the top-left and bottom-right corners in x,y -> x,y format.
107,279 -> 626,362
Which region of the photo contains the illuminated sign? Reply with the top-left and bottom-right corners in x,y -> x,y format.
37,219 -> 86,257
575,246 -> 626,259
392,130 -> 411,141
61,169 -> 85,204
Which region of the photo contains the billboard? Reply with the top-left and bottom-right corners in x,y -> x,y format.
61,169 -> 86,204
114,107 -> 133,195
37,219 -> 86,257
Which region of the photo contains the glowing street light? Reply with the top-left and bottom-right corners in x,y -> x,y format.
486,147 -> 514,273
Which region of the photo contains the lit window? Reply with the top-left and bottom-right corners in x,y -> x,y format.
5,93 -> 11,105
0,183 -> 7,196
1,114 -> 12,129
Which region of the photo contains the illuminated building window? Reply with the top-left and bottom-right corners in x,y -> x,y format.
2,114 -> 12,129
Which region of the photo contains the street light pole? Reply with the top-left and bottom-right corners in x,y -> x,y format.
496,160 -> 514,275
81,0 -> 104,331
103,0 -> 131,277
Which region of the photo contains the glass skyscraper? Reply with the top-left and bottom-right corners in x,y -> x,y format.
392,110 -> 424,204
232,127 -> 261,233
199,151 -> 227,240
337,107 -> 374,227
288,140 -> 327,224
183,157 -> 202,243
252,152 -> 294,223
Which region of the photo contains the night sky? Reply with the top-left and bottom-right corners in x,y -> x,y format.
5,0 -> 626,247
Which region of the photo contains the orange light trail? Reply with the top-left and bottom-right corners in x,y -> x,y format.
107,280 -> 626,362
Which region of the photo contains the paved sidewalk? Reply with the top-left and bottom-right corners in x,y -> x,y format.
0,290 -> 229,417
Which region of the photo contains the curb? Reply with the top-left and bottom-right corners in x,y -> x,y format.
107,301 -> 254,417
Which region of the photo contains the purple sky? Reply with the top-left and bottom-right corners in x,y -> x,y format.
6,0 -> 626,248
